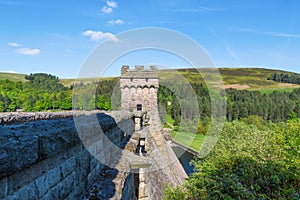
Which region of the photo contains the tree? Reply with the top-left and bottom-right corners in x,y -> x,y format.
23,100 -> 33,112
34,100 -> 44,111
0,101 -> 4,112
3,95 -> 11,111
164,121 -> 300,199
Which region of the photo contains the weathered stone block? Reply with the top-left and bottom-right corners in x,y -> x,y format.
75,150 -> 91,184
34,174 -> 48,198
60,157 -> 76,178
6,181 -> 37,200
34,165 -> 61,198
0,178 -> 7,199
90,157 -> 98,170
37,129 -> 78,160
0,136 -> 38,179
56,171 -> 76,199
73,176 -> 89,198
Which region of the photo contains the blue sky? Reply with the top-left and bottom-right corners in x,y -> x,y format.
0,0 -> 300,78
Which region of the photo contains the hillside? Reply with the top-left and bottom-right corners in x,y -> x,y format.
0,72 -> 27,82
159,68 -> 300,91
1,68 -> 299,91
60,77 -> 117,87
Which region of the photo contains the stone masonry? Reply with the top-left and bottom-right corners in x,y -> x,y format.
120,65 -> 159,114
0,111 -> 135,200
120,66 -> 187,200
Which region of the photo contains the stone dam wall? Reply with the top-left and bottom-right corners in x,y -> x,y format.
0,111 -> 135,200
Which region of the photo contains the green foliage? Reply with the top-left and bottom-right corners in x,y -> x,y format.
0,73 -> 118,112
164,121 -> 300,199
197,116 -> 211,135
25,73 -> 66,93
226,88 -> 300,122
268,72 -> 300,84
0,100 -> 4,112
159,80 -> 300,126
241,115 -> 264,130
1,71 -> 300,124
0,74 -> 75,112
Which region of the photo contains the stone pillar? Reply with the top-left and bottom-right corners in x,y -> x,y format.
138,168 -> 148,200
121,65 -> 129,75
135,117 -> 141,131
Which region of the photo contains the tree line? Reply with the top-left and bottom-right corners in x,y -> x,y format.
159,81 -> 300,126
1,73 -> 300,125
0,74 -> 120,112
268,72 -> 300,84
0,73 -> 71,112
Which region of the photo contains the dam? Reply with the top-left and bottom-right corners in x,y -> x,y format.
0,66 -> 188,200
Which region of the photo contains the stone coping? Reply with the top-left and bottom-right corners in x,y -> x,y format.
0,110 -> 132,125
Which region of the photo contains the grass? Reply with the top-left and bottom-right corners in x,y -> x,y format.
160,68 -> 300,91
60,77 -> 118,87
252,87 -> 297,94
166,114 -> 175,125
171,130 -> 205,152
0,72 -> 27,82
164,113 -> 204,152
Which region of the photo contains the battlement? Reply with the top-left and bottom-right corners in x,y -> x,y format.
121,65 -> 158,78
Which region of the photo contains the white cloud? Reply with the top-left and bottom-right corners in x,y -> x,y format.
167,6 -> 223,13
107,19 -> 125,25
16,48 -> 41,55
235,27 -> 300,39
270,32 -> 300,39
8,42 -> 22,47
101,1 -> 118,14
225,46 -> 239,62
1,70 -> 18,74
82,30 -> 118,42
107,1 -> 117,8
101,6 -> 113,14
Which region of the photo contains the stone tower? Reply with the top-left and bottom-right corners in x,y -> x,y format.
120,65 -> 159,114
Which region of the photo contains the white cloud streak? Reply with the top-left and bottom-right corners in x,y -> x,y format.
101,1 -> 118,14
0,70 -> 18,73
8,42 -> 22,47
16,48 -> 41,55
101,6 -> 112,14
107,1 -> 117,8
225,46 -> 239,62
236,28 -> 300,39
168,6 -> 223,13
107,19 -> 125,25
82,30 -> 118,42
270,32 -> 300,38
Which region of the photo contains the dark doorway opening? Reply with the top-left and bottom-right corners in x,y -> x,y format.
134,172 -> 139,198
137,104 -> 142,111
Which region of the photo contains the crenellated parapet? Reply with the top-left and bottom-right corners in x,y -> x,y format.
120,65 -> 159,89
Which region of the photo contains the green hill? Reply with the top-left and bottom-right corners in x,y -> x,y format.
159,68 -> 300,91
1,68 -> 300,91
0,72 -> 27,82
60,77 -> 118,87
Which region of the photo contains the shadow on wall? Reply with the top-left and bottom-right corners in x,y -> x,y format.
83,113 -> 135,199
0,112 -> 135,200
